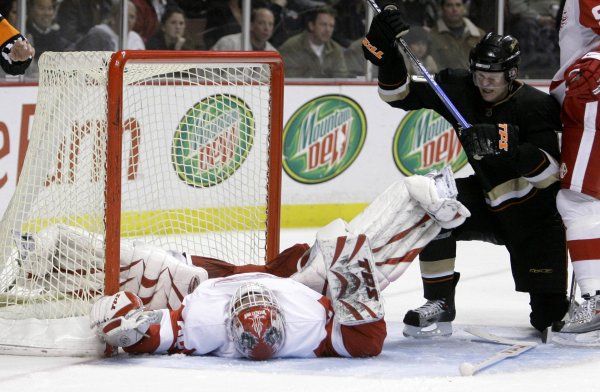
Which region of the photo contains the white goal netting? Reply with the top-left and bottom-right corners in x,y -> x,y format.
0,51 -> 282,355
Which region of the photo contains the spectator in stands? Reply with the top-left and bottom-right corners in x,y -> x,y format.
212,6 -> 276,51
279,6 -> 347,78
269,0 -> 303,48
74,1 -> 145,51
147,6 -> 190,50
508,0 -> 559,78
429,0 -> 484,70
510,0 -> 559,27
332,0 -> 365,48
26,0 -> 70,60
203,0 -> 243,50
469,0 -> 508,33
402,25 -> 438,74
131,0 -> 177,43
55,0 -> 112,45
397,0 -> 438,28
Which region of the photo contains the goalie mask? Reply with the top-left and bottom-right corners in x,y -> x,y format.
228,282 -> 285,360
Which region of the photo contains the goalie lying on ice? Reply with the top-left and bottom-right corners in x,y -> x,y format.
88,169 -> 467,358
91,272 -> 387,359
5,169 -> 469,357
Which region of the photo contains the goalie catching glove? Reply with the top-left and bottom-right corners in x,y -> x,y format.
90,291 -> 162,348
362,8 -> 409,66
459,123 -> 519,160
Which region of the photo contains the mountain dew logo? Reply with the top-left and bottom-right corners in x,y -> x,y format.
172,94 -> 254,187
393,109 -> 467,176
283,95 -> 366,184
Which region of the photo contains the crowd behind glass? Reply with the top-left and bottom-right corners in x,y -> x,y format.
0,0 -> 561,81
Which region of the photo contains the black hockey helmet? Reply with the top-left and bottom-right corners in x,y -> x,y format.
469,33 -> 521,81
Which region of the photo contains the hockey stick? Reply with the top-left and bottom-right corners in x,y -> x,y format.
364,0 -> 471,130
464,327 -> 538,346
460,327 -> 538,376
459,343 -> 536,376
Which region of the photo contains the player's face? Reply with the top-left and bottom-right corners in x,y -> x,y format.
251,9 -> 275,43
308,13 -> 335,45
163,12 -> 185,39
473,71 -> 510,103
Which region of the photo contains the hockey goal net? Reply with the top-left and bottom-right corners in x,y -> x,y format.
0,51 -> 283,355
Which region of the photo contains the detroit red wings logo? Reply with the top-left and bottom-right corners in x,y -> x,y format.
243,308 -> 268,336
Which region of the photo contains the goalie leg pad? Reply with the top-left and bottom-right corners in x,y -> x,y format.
319,233 -> 384,325
289,219 -> 352,294
8,225 -> 105,294
347,180 -> 442,290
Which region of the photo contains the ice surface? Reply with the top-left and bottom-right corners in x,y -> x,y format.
0,229 -> 598,392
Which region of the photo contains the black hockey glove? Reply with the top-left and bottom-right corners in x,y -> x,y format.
362,8 -> 409,66
459,123 -> 519,160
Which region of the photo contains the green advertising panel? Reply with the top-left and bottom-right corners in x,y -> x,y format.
393,109 -> 467,176
283,95 -> 366,184
172,94 -> 254,188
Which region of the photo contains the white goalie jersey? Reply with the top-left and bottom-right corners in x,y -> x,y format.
125,272 -> 386,358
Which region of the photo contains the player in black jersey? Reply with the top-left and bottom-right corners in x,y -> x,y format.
362,8 -> 568,337
0,13 -> 34,75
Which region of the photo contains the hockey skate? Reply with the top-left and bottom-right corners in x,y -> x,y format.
403,272 -> 459,338
553,292 -> 600,334
402,298 -> 456,338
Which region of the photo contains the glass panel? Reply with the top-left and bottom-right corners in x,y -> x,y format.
0,0 -> 560,82
503,0 -> 560,79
